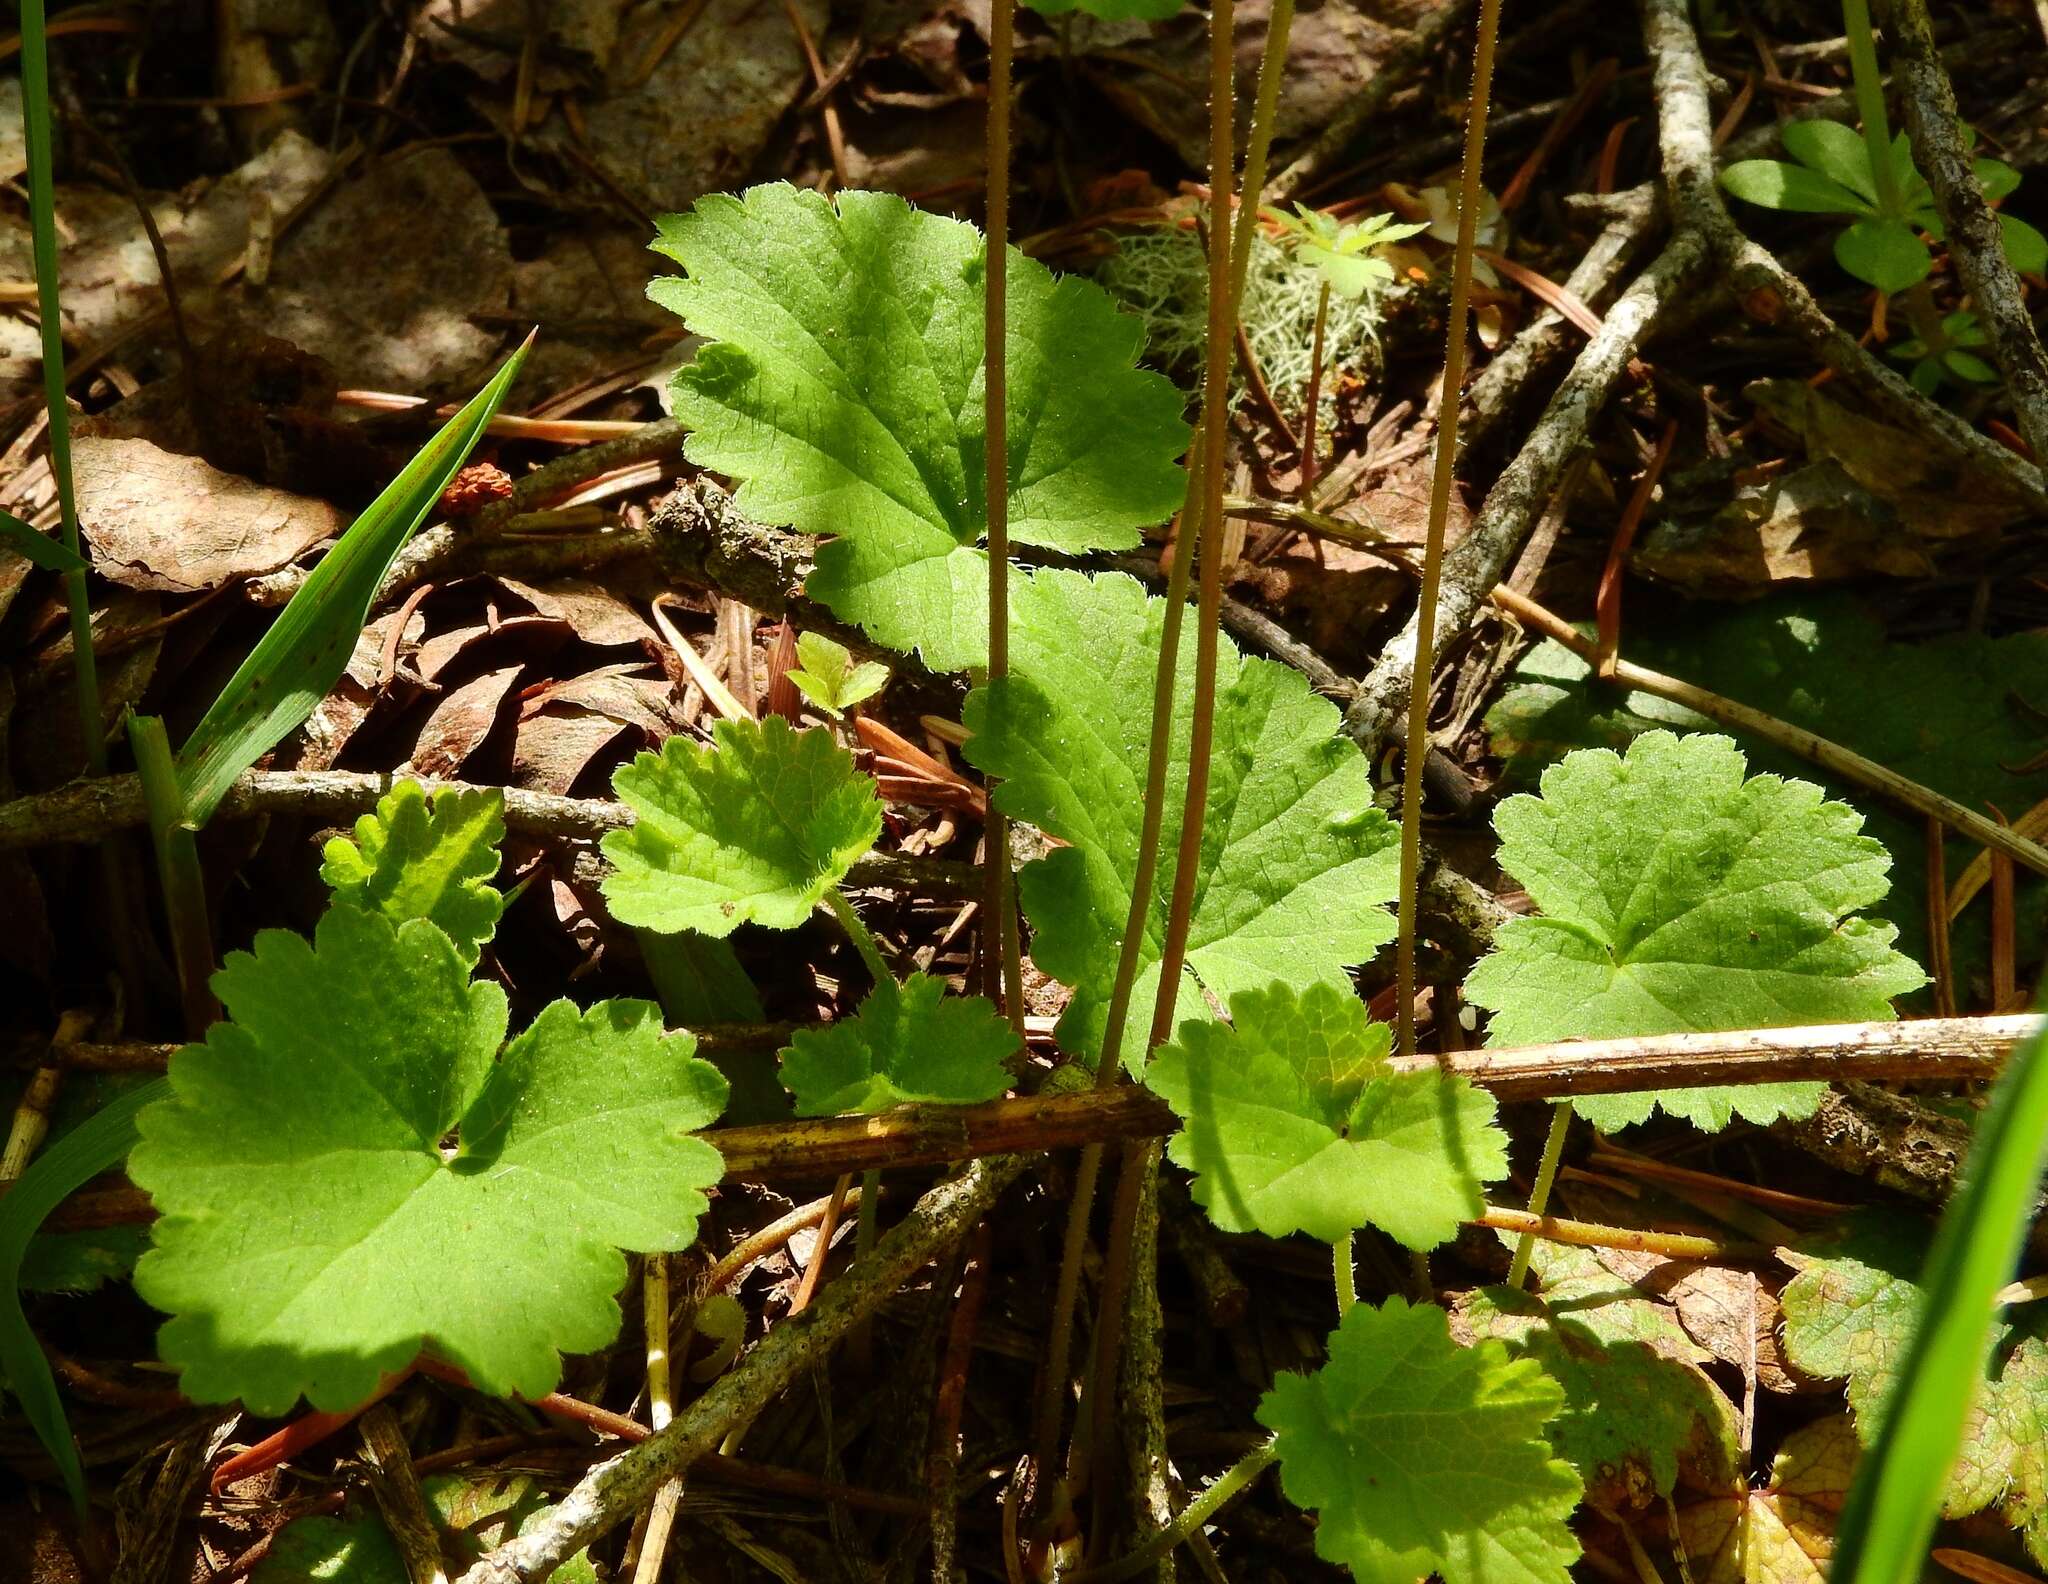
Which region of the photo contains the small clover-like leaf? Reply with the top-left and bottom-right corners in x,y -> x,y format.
965,569 -> 1399,1067
603,717 -> 883,938
1145,982 -> 1506,1250
1258,1297 -> 1583,1584
780,973 -> 1019,1115
650,185 -> 1188,671
320,780 -> 505,964
786,631 -> 890,719
130,906 -> 727,1415
1278,207 -> 1428,301
1463,732 -> 1924,1132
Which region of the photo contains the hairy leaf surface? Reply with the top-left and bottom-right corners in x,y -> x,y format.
1464,732 -> 1923,1131
1145,982 -> 1505,1249
130,906 -> 727,1414
650,185 -> 1188,670
603,716 -> 883,938
780,973 -> 1018,1114
1258,1297 -> 1582,1584
965,569 -> 1399,1065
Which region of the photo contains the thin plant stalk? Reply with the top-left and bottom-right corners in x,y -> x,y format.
127,715 -> 217,1036
20,0 -> 103,770
630,1257 -> 682,1584
1505,1100 -> 1573,1289
822,886 -> 892,1361
1333,1236 -> 1356,1315
1300,280 -> 1330,502
824,888 -> 892,986
1841,0 -> 1898,215
981,0 -> 1026,1029
1064,1438 -> 1279,1584
1028,0 -> 1298,1491
1394,0 -> 1505,1058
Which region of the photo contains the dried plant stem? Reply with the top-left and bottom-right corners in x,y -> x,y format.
1476,1207 -> 1750,1263
983,0 -> 1024,1022
1395,0 -> 1504,1059
630,1258 -> 682,1584
1032,0 -> 1300,1488
1492,585 -> 2048,883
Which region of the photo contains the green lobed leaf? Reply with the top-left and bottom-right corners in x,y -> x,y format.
964,569 -> 1400,1067
649,185 -> 1188,671
1464,1285 -> 1743,1510
1782,1208 -> 2048,1561
1258,1297 -> 1583,1584
786,631 -> 890,718
602,716 -> 883,938
130,905 -> 727,1414
176,341 -> 529,825
780,972 -> 1019,1115
320,780 -> 506,965
1463,732 -> 1924,1132
255,1475 -> 596,1584
1144,981 -> 1506,1250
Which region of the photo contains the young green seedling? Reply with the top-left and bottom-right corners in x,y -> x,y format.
1274,206 -> 1428,302
1888,307 -> 1998,393
1721,121 -> 2045,294
784,631 -> 890,721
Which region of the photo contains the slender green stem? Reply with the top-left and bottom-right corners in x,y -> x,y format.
982,0 -> 1023,1025
1395,0 -> 1503,1059
128,715 -> 217,1035
824,888 -> 892,987
1065,1438 -> 1280,1584
20,0 -> 104,772
1333,1235 -> 1356,1315
1508,1100 -> 1577,1289
1840,0 -> 1900,216
1300,279 -> 1330,501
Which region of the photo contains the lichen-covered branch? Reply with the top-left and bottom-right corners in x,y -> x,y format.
1885,0 -> 2048,463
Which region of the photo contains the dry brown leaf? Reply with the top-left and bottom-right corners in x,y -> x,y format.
497,578 -> 660,649
407,665 -> 523,779
1672,1414 -> 1856,1584
74,437 -> 346,593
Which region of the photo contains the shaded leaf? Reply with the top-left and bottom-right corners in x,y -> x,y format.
780,973 -> 1018,1114
965,569 -> 1399,1066
1258,1297 -> 1582,1584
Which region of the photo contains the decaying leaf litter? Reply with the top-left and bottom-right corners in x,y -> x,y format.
6,0 -> 2048,1581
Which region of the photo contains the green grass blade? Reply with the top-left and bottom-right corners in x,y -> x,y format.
19,0 -> 106,771
1,1077 -> 169,1515
174,336 -> 532,825
1831,1013 -> 2048,1584
0,506 -> 86,573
